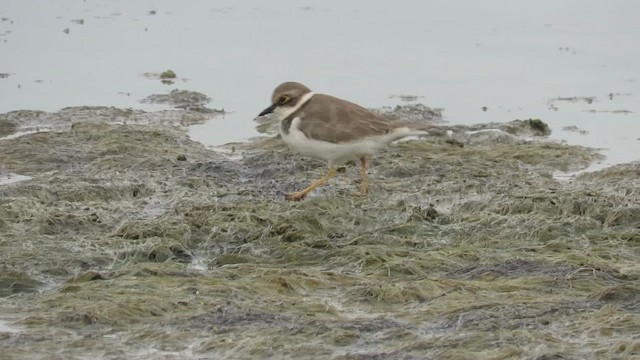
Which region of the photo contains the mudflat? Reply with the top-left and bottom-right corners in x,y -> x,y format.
0,100 -> 638,359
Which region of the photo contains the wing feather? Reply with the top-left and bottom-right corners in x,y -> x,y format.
295,94 -> 396,143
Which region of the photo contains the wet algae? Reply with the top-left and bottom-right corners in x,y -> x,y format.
0,105 -> 638,359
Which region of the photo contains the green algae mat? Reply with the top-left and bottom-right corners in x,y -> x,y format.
0,105 -> 638,359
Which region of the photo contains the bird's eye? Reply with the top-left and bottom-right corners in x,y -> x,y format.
278,95 -> 290,104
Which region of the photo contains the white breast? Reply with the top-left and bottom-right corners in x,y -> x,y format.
281,117 -> 403,162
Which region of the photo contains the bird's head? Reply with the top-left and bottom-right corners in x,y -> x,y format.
258,82 -> 312,120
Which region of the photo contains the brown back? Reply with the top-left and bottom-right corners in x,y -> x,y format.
285,94 -> 398,143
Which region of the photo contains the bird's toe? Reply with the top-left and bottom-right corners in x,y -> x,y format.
285,191 -> 307,201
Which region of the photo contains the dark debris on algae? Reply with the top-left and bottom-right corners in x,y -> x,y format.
0,102 -> 639,360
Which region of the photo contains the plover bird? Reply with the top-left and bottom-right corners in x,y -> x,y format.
258,82 -> 460,201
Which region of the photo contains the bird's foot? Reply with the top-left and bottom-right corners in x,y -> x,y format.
351,190 -> 368,198
352,180 -> 368,198
285,191 -> 307,201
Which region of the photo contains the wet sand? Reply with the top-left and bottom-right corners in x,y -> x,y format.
1,100 -> 638,359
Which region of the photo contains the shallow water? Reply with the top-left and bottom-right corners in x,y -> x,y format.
1,0 -> 639,168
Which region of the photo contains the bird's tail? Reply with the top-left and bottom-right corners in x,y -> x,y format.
392,125 -> 464,147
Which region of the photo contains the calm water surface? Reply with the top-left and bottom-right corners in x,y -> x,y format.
1,0 -> 639,168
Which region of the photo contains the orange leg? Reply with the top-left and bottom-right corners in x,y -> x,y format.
352,157 -> 368,197
285,161 -> 336,201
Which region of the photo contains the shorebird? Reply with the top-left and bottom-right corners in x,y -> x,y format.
258,82 -> 460,201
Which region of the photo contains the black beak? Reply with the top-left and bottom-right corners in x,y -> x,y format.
258,104 -> 276,117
